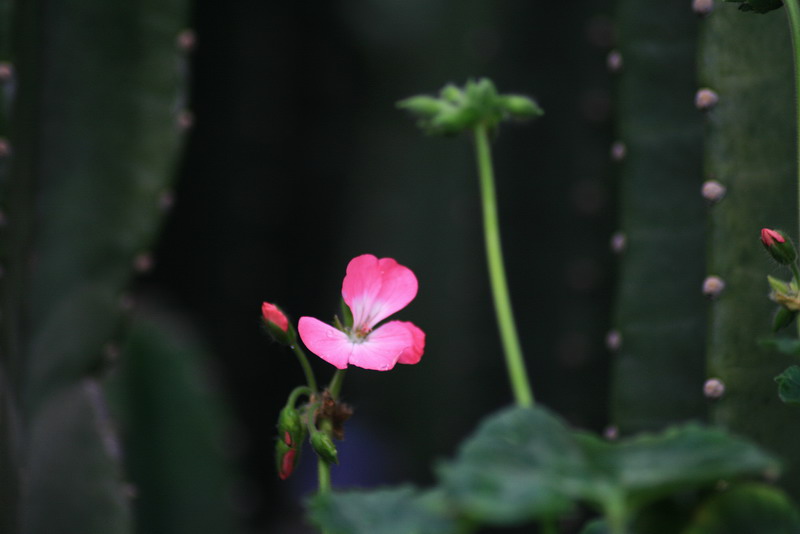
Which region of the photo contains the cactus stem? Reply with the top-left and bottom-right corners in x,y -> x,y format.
785,0 -> 800,246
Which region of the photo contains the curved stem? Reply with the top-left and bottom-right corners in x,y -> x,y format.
328,368 -> 347,400
473,123 -> 535,407
291,343 -> 318,393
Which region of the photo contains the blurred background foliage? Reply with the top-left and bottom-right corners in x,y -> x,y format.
140,0 -> 615,531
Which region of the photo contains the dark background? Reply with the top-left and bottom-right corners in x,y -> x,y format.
146,1 -> 615,531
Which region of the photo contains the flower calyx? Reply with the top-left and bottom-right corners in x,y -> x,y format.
397,78 -> 543,136
761,228 -> 797,265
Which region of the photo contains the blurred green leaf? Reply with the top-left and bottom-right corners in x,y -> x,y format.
436,406 -> 583,524
683,484 -> 800,534
307,486 -> 461,534
438,406 -> 780,525
775,366 -> 800,405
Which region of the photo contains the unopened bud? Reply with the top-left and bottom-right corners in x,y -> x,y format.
499,95 -> 544,119
262,302 -> 294,345
760,228 -> 797,265
310,431 -> 339,465
275,438 -> 298,480
277,405 -> 305,447
396,96 -> 446,118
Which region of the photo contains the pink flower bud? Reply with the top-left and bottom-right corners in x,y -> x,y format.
760,228 -> 797,265
761,228 -> 785,247
262,302 -> 289,332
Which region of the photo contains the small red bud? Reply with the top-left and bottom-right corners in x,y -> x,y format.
760,228 -> 797,265
278,445 -> 297,480
262,302 -> 289,332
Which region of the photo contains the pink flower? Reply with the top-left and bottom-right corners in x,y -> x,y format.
298,254 -> 425,371
262,302 -> 289,332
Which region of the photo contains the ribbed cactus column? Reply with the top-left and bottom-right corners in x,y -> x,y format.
699,5 -> 800,496
609,1 -> 708,433
1,0 -> 189,532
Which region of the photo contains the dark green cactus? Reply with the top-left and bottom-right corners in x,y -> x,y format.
110,306 -> 240,534
0,0 -> 191,532
698,4 -> 800,497
609,0 -> 708,433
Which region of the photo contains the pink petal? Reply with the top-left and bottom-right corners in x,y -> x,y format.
298,317 -> 352,369
342,254 -> 418,329
395,321 -> 425,365
346,321 -> 415,371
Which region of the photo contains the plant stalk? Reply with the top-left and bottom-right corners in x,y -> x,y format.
473,123 -> 534,407
292,343 -> 318,393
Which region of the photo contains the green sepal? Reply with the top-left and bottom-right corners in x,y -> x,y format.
498,95 -> 544,119
339,298 -> 354,329
723,0 -> 784,13
772,306 -> 798,332
762,230 -> 797,265
311,431 -> 339,465
775,366 -> 800,405
768,275 -> 791,294
277,404 -> 306,448
264,319 -> 296,346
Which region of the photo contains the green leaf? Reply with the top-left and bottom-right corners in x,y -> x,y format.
307,487 -> 461,534
683,484 -> 800,534
437,406 -> 780,526
775,366 -> 800,405
761,337 -> 800,356
436,406 -> 583,524
722,0 -> 784,14
587,424 -> 780,510
578,519 -> 609,534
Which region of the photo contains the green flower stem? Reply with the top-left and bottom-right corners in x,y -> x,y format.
791,263 -> 800,288
316,368 -> 347,534
291,342 -> 318,393
787,0 -> 800,245
473,123 -> 535,408
287,386 -> 312,408
327,368 -> 347,400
